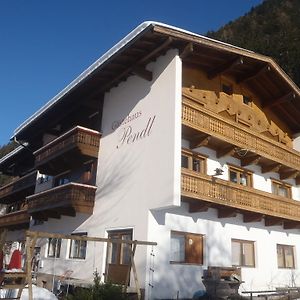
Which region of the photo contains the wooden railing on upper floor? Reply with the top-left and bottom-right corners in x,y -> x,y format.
0,209 -> 30,229
0,171 -> 37,203
27,182 -> 97,218
181,169 -> 300,223
182,98 -> 300,181
34,126 -> 101,175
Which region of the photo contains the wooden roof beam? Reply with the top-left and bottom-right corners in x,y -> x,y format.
132,66 -> 153,81
263,92 -> 296,109
218,207 -> 237,218
189,202 -> 209,213
190,134 -> 211,149
208,56 -> 244,80
295,176 -> 300,186
237,64 -> 271,84
261,163 -> 282,174
59,207 -> 76,217
241,154 -> 261,167
243,213 -> 263,223
217,145 -> 236,158
102,37 -> 173,92
283,221 -> 300,230
280,170 -> 299,180
265,216 -> 283,227
180,42 -> 194,59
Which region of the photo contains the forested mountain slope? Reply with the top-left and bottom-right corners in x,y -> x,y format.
207,0 -> 300,86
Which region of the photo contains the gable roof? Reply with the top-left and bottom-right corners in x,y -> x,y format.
13,21 -> 300,140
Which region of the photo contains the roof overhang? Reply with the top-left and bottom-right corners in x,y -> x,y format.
12,21 -> 300,141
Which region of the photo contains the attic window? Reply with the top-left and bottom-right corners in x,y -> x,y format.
243,96 -> 252,105
222,83 -> 233,95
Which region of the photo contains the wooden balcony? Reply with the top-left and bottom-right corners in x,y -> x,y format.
181,169 -> 300,229
27,183 -> 96,220
34,126 -> 101,176
0,171 -> 37,204
182,98 -> 300,184
0,209 -> 30,230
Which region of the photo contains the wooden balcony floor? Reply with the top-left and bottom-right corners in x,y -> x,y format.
181,169 -> 300,229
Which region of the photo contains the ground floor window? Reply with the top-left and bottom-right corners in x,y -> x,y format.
170,231 -> 203,264
69,232 -> 87,259
232,239 -> 255,267
277,244 -> 295,269
47,238 -> 61,258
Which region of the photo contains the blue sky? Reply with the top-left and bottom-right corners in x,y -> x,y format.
0,0 -> 262,146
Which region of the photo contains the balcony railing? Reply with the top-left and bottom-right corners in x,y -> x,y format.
34,126 -> 101,175
0,209 -> 30,229
27,182 -> 96,219
181,169 -> 300,223
182,99 -> 300,182
0,171 -> 37,203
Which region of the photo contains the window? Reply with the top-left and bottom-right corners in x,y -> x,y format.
232,239 -> 255,267
107,230 -> 132,266
277,244 -> 295,269
229,165 -> 252,187
181,149 -> 206,174
55,172 -> 70,187
170,231 -> 203,264
69,232 -> 87,259
47,238 -> 61,258
272,180 -> 292,198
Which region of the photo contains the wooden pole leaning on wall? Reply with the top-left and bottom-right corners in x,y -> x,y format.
25,230 -> 157,299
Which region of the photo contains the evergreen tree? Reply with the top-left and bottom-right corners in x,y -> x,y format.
207,0 -> 300,86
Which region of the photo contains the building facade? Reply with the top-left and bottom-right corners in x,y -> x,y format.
1,22 -> 300,299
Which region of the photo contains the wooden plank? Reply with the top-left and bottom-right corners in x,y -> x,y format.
237,64 -> 271,84
189,202 -> 209,213
130,242 -> 141,300
243,213 -> 263,223
218,208 -> 237,218
180,42 -> 194,59
217,145 -> 235,158
190,134 -> 211,149
263,91 -> 296,109
208,56 -> 243,79
241,154 -> 261,167
26,230 -> 157,246
101,37 -> 173,92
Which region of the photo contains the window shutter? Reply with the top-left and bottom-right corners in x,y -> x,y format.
185,234 -> 203,264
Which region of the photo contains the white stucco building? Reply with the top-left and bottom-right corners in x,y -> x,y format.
1,22 -> 300,299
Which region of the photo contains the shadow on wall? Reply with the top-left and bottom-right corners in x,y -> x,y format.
149,207 -> 231,299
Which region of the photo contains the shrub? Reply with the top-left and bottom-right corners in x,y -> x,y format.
65,271 -> 128,300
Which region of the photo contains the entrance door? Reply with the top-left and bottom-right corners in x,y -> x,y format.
106,229 -> 133,284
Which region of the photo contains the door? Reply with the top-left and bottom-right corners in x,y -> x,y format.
106,229 -> 133,284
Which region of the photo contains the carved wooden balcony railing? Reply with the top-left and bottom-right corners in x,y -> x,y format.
27,183 -> 96,220
182,98 -> 300,183
181,169 -> 300,228
0,171 -> 37,204
34,126 -> 101,175
0,209 -> 30,230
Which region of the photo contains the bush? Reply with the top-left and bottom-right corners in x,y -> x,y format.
65,271 -> 128,300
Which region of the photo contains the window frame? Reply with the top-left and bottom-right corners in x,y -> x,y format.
47,238 -> 62,258
69,232 -> 87,260
277,244 -> 295,269
170,230 -> 204,265
181,149 -> 207,174
271,178 -> 292,199
231,239 -> 255,268
228,164 -> 253,187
